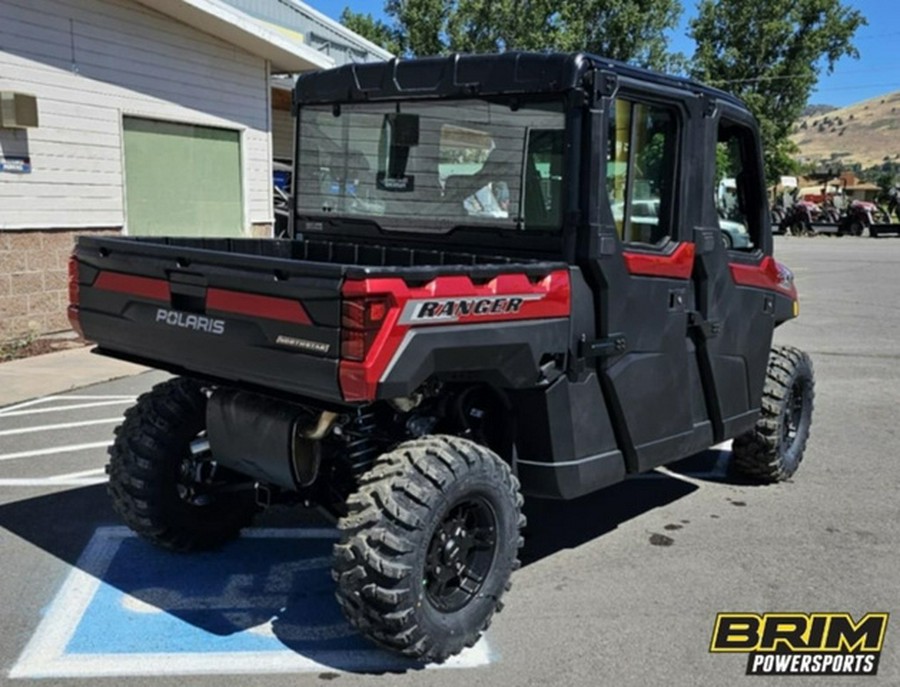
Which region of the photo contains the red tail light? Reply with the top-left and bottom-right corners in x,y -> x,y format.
67,254 -> 85,339
341,296 -> 389,361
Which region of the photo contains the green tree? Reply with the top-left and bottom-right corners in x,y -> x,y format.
385,0 -> 449,56
444,0 -> 560,54
341,1 -> 684,70
339,8 -> 404,55
555,0 -> 683,71
689,0 -> 866,182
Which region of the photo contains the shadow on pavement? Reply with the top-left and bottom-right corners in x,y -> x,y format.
0,456 -> 711,673
521,446 -> 771,564
522,469 -> 697,565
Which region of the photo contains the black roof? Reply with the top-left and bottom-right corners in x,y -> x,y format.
294,51 -> 745,111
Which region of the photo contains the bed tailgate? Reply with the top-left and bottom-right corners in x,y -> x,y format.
69,237 -> 346,403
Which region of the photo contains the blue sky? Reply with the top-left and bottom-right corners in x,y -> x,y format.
322,0 -> 899,107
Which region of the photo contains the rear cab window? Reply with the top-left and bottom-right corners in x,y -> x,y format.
295,99 -> 566,234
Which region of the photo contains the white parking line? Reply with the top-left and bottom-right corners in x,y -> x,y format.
0,395 -> 136,417
48,468 -> 106,481
40,395 -> 136,402
0,477 -> 106,487
632,448 -> 733,484
0,441 -> 111,463
0,397 -> 53,416
0,418 -> 122,438
0,468 -> 107,487
0,400 -> 134,418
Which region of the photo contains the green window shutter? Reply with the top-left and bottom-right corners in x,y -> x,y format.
123,117 -> 244,237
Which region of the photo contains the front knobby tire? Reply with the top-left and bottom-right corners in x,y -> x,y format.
107,377 -> 257,551
732,346 -> 815,482
333,435 -> 524,663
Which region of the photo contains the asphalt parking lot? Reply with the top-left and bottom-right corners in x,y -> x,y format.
1,236 -> 899,686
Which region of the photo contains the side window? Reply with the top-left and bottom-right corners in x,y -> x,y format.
523,128 -> 564,230
606,99 -> 678,246
716,122 -> 761,251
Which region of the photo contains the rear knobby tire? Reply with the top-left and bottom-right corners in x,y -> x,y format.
333,435 -> 524,663
732,346 -> 815,482
107,377 -> 257,551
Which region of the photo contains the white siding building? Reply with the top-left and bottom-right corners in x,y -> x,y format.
0,0 -> 391,340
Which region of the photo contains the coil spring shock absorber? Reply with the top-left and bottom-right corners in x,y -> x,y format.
343,407 -> 382,474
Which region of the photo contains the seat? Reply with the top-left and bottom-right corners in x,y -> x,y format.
524,159 -> 548,227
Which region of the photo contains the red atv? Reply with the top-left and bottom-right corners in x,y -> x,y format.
778,200 -> 821,235
842,200 -> 890,236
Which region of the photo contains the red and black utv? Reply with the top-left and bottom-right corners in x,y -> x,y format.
68,52 -> 815,662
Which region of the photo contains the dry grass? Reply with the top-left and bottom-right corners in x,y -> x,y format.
791,90 -> 900,168
0,335 -> 86,363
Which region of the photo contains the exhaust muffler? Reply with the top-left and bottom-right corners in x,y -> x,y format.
205,389 -> 335,490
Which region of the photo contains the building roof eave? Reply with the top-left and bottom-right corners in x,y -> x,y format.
278,0 -> 394,61
134,0 -> 334,72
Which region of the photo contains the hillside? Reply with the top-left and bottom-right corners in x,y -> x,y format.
790,91 -> 900,168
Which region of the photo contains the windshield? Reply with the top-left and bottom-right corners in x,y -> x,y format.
295,99 -> 565,233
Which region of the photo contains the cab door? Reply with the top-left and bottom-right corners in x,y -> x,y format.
586,87 -> 714,474
690,105 -> 778,441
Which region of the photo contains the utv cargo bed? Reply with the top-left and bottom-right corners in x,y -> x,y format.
70,235 -> 567,404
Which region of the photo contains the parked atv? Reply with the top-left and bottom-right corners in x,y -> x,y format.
779,199 -> 820,235
841,200 -> 900,237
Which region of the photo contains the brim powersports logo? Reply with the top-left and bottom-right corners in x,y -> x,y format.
710,613 -> 889,676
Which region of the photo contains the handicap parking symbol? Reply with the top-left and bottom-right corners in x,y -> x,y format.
11,527 -> 490,678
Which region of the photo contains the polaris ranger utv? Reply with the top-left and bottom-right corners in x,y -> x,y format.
68,52 -> 814,662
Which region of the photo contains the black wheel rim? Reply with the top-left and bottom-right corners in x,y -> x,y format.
781,381 -> 806,450
424,496 -> 498,613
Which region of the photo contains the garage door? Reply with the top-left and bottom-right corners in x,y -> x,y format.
123,117 -> 243,237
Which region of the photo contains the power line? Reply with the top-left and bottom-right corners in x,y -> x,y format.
812,82 -> 900,93
710,75 -> 815,85
853,31 -> 900,41
706,74 -> 900,90
709,66 -> 900,86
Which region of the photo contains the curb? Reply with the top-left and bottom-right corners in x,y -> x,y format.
0,347 -> 149,408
